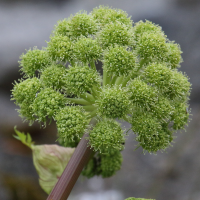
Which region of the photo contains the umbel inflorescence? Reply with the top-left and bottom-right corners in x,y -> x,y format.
11,6 -> 191,178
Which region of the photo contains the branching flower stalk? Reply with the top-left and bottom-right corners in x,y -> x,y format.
11,6 -> 191,200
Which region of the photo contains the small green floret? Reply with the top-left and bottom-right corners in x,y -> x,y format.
100,150 -> 122,178
144,63 -> 173,92
89,119 -> 125,153
12,77 -> 41,105
69,11 -> 98,38
52,18 -> 71,37
132,112 -> 173,153
47,35 -> 74,62
97,86 -> 130,119
165,42 -> 182,69
98,21 -> 133,48
137,32 -> 167,63
32,88 -> 66,122
165,70 -> 191,101
40,64 -> 67,90
55,106 -> 88,143
64,65 -> 100,97
172,102 -> 190,130
74,36 -> 102,64
92,5 -> 133,28
103,45 -> 137,76
128,78 -> 157,109
133,20 -> 165,42
19,48 -> 51,77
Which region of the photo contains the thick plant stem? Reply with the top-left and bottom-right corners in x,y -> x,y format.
47,118 -> 97,200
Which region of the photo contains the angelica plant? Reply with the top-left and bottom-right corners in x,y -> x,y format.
11,5 -> 191,200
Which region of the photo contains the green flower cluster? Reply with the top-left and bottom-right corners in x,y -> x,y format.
12,5 -> 191,181
40,63 -> 67,90
82,149 -> 122,178
103,45 -> 137,76
88,119 -> 125,153
55,106 -> 88,144
19,47 -> 51,77
64,65 -> 100,97
11,78 -> 42,123
32,88 -> 66,123
96,86 -> 130,118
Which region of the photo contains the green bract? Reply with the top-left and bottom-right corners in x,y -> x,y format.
12,6 -> 191,185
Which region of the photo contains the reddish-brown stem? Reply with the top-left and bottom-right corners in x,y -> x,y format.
47,118 -> 97,200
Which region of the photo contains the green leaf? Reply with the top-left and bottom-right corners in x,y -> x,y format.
13,126 -> 34,149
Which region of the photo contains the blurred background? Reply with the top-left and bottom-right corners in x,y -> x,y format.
0,0 -> 200,199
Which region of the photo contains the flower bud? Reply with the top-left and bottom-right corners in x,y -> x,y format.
32,144 -> 75,194
127,78 -> 158,110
